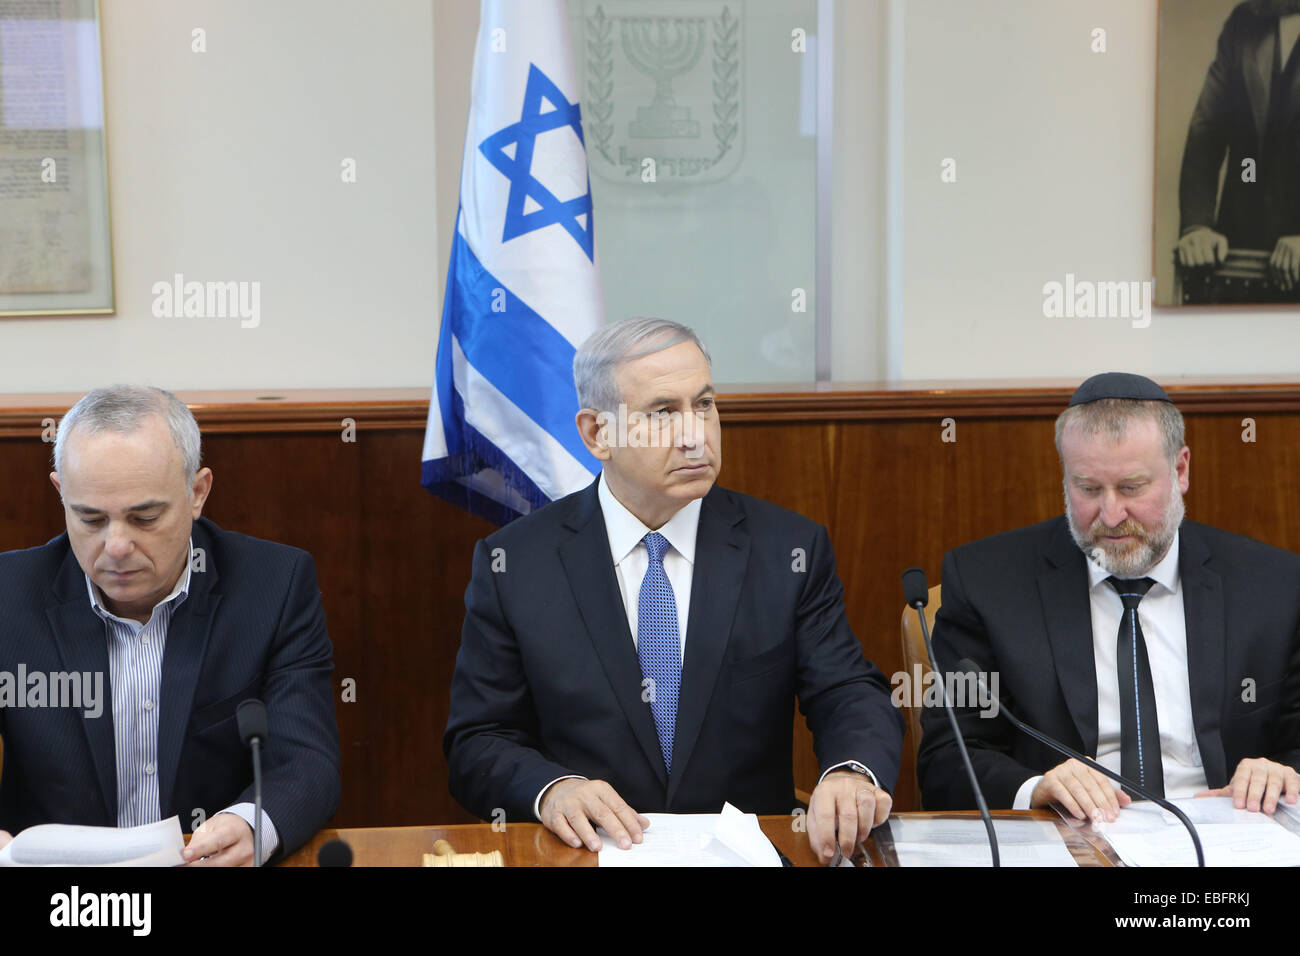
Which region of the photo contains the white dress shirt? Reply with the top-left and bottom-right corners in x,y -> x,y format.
86,540 -> 280,863
1013,532 -> 1209,808
534,473 -> 875,819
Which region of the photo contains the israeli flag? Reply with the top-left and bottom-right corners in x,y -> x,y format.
422,0 -> 603,524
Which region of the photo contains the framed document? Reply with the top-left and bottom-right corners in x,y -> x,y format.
0,0 -> 113,315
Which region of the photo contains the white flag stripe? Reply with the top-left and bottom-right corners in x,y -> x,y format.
457,200 -> 602,349
452,335 -> 595,501
460,0 -> 601,347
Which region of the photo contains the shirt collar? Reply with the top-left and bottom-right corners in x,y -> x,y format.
598,471 -> 702,566
1086,528 -> 1181,595
86,537 -> 194,625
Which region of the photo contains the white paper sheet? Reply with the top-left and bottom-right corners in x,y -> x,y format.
1091,798 -> 1300,866
886,817 -> 1077,867
1097,797 -> 1274,835
0,816 -> 185,867
597,802 -> 782,867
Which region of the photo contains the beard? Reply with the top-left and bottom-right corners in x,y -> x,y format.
1066,480 -> 1185,578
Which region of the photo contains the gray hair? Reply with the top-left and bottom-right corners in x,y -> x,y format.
573,317 -> 712,412
54,385 -> 202,482
1054,398 -> 1186,465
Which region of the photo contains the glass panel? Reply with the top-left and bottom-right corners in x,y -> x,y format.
570,0 -> 819,382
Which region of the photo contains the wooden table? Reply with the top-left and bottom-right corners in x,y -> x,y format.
281,810 -> 1119,867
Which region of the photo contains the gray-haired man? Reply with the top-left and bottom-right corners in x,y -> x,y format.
0,386 -> 339,865
444,318 -> 903,864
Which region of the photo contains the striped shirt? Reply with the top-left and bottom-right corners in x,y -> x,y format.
85,538 -> 279,862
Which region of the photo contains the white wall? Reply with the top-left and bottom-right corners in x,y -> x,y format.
4,0 -> 1289,393
0,0 -> 439,393
898,0 -> 1300,381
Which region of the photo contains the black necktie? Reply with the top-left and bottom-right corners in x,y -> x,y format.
1106,576 -> 1164,799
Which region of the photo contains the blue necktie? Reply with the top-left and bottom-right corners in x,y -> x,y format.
638,532 -> 681,772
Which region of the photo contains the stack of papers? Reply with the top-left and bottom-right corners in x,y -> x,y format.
885,817 -> 1077,866
0,817 -> 185,867
1094,797 -> 1300,866
596,802 -> 782,867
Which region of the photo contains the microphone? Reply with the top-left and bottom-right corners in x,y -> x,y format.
317,839 -> 353,868
954,658 -> 1205,867
237,699 -> 269,867
901,568 -> 1001,866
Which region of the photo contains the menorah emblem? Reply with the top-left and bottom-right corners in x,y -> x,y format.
621,16 -> 707,139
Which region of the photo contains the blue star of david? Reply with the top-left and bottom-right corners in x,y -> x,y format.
478,64 -> 595,262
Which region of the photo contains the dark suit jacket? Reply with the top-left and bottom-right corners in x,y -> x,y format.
918,517 -> 1300,810
0,516 -> 340,858
443,479 -> 903,821
1180,1 -> 1300,248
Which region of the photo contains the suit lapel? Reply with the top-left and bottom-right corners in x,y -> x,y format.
45,546 -> 117,823
1179,525 -> 1228,788
666,487 -> 748,805
557,481 -> 667,788
1037,520 -> 1099,755
157,519 -> 221,814
1245,26 -> 1273,143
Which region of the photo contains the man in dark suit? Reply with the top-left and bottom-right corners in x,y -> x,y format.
0,385 -> 339,865
919,373 -> 1300,822
1176,0 -> 1300,289
444,318 -> 903,864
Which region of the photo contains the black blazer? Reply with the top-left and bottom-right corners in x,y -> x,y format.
443,479 -> 903,821
0,517 -> 340,858
918,516 -> 1300,810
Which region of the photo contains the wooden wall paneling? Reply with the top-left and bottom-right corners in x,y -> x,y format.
3,384 -> 1300,825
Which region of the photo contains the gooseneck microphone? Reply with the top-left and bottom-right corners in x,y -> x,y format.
955,658 -> 1205,867
237,699 -> 269,867
902,568 -> 1000,866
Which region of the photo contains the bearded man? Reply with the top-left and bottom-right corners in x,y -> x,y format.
917,372 -> 1300,821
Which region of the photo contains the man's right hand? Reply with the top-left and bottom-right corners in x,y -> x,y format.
1030,758 -> 1131,822
0,830 -> 10,851
538,778 -> 649,852
1175,227 -> 1228,269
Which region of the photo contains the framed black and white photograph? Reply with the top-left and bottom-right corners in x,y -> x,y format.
1155,0 -> 1300,305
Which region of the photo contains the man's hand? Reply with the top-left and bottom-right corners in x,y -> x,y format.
1196,757 -> 1300,814
180,813 -> 255,867
538,778 -> 649,852
806,770 -> 891,865
1270,236 -> 1300,290
1030,758 -> 1131,822
1175,227 -> 1228,269
0,830 -> 10,851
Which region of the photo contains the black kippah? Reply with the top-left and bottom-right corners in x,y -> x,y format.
1068,372 -> 1172,407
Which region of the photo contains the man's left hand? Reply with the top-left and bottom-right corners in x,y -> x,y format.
181,813 -> 256,867
806,770 -> 891,865
1270,236 -> 1300,290
1195,757 -> 1300,814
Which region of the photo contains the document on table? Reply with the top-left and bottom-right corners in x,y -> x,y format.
0,816 -> 185,867
597,802 -> 782,867
1094,797 -> 1300,867
885,817 -> 1077,867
